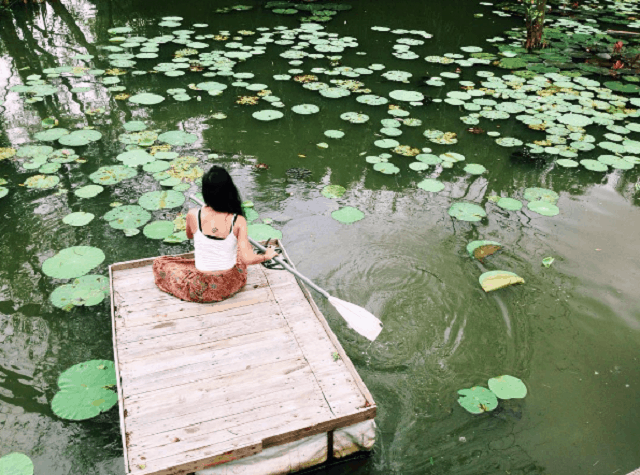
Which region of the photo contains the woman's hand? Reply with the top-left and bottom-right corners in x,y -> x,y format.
263,246 -> 278,262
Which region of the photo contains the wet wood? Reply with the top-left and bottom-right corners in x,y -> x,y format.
110,244 -> 376,475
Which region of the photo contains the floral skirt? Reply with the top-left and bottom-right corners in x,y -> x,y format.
153,256 -> 247,303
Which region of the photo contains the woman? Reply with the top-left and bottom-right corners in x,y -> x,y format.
153,166 -> 278,303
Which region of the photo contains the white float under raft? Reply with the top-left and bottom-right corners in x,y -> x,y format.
109,242 -> 377,475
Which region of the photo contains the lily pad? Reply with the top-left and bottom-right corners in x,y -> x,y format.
58,129 -> 102,146
448,202 -> 486,222
129,93 -> 165,105
143,220 -> 175,239
74,184 -> 104,198
104,205 -> 151,229
487,375 -> 527,399
479,270 -> 525,292
464,164 -> 486,175
292,104 -> 320,114
90,165 -> 137,185
542,256 -> 555,268
496,197 -> 522,211
389,90 -> 424,102
50,275 -> 109,310
34,128 -> 70,142
138,190 -> 186,210
321,185 -> 346,199
42,246 -> 105,279
466,240 -> 502,260
580,159 -> 608,172
158,130 -> 198,146
331,206 -> 364,224
523,187 -> 559,204
247,223 -> 283,241
0,453 -> 34,475
457,386 -> 498,414
340,112 -> 369,123
527,200 -> 560,217
62,212 -> 95,226
417,178 -> 445,192
252,110 -> 284,121
24,175 -> 60,189
324,130 -> 345,139
51,360 -> 117,420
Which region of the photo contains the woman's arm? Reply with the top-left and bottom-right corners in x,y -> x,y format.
236,216 -> 277,265
185,208 -> 197,239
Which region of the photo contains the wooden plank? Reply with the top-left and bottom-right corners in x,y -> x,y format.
129,393 -> 330,451
119,327 -> 295,381
122,336 -> 303,396
124,357 -> 313,420
275,243 -> 377,406
116,288 -> 272,328
119,311 -> 287,360
109,265 -> 131,474
129,384 -> 322,442
116,301 -> 281,344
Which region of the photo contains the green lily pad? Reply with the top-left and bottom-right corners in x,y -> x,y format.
0,187 -> 8,199
39,162 -> 61,174
448,202 -> 486,222
143,221 -> 175,239
580,159 -> 608,172
340,112 -> 369,124
597,155 -> 634,170
331,206 -> 365,224
523,187 -> 559,204
496,197 -> 522,211
464,164 -> 487,175
0,453 -> 34,475
34,128 -> 70,142
117,149 -> 155,167
247,223 -> 283,241
42,246 -> 105,279
292,104 -> 320,115
129,93 -> 165,105
488,375 -> 527,399
389,90 -> 424,102
542,256 -> 555,268
123,120 -> 147,132
58,129 -> 102,147
51,360 -> 118,420
479,270 -> 524,292
90,165 -> 137,185
457,386 -> 498,414
324,130 -> 345,139
138,190 -> 186,210
24,175 -> 60,189
417,178 -> 445,193
527,200 -> 560,217
252,110 -> 284,121
62,212 -> 95,226
104,205 -> 151,229
50,275 -> 109,310
373,162 -> 400,174
321,185 -> 346,199
158,130 -> 198,146
74,184 -> 104,198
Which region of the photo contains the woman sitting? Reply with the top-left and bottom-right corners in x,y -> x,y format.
153,166 -> 277,303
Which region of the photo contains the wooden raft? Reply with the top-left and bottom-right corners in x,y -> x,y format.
109,242 -> 376,475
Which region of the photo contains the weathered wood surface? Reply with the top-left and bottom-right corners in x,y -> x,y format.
110,247 -> 376,475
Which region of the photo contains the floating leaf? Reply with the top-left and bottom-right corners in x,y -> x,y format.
58,129 -> 102,147
143,221 -> 175,239
321,185 -> 346,199
448,202 -> 486,222
523,187 -> 558,204
42,246 -> 105,279
542,256 -> 555,268
90,165 -> 137,185
252,110 -> 284,121
129,93 -> 165,105
158,130 -> 198,146
487,375 -> 527,399
417,178 -> 444,193
457,386 -> 498,414
292,104 -> 320,114
50,275 -> 108,310
24,175 -> 60,189
247,223 -> 282,241
324,130 -> 345,139
51,360 -> 117,420
464,164 -> 486,175
496,197 -> 522,211
104,205 -> 151,229
331,206 -> 364,224
62,212 -> 95,227
527,201 -> 559,217
0,453 -> 34,475
138,190 -> 185,210
74,184 -> 104,198
467,240 -> 502,260
479,270 -> 524,292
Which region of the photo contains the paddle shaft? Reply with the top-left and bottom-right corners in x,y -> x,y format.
189,196 -> 330,299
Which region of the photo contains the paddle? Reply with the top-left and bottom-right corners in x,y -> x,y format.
189,196 -> 383,341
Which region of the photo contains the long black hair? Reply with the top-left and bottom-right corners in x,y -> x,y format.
201,166 -> 244,216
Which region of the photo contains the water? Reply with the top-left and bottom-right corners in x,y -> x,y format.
1,1 -> 640,474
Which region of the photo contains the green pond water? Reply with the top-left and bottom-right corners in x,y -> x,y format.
1,0 -> 640,474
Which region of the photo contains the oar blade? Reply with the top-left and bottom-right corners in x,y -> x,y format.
328,296 -> 383,341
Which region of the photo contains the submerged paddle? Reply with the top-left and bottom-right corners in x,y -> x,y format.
189,196 -> 383,341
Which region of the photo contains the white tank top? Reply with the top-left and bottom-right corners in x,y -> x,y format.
194,208 -> 238,272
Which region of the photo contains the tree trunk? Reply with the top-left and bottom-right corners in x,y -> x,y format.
525,0 -> 546,50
